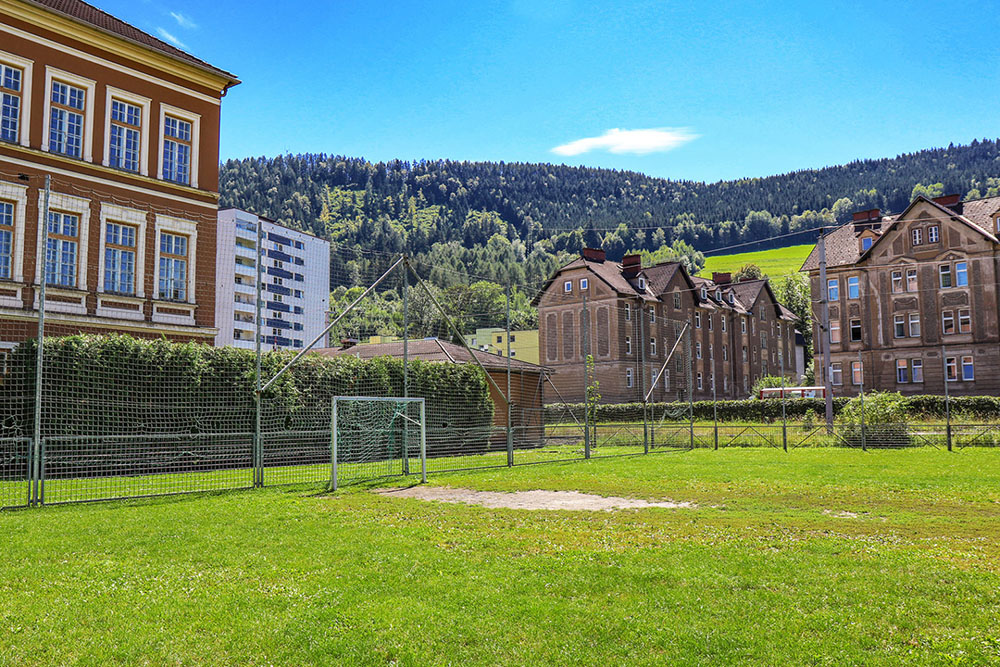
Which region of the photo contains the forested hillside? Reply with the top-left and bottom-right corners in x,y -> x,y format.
219,138 -> 1000,289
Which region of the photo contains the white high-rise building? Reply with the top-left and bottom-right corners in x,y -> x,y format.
215,208 -> 330,350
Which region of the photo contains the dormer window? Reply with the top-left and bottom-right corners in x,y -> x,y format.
727,293 -> 734,304
928,225 -> 939,243
637,277 -> 646,290
563,280 -> 572,293
700,287 -> 707,300
715,289 -> 722,301
995,216 -> 1000,233
861,237 -> 873,252
580,278 -> 588,290
912,228 -> 923,246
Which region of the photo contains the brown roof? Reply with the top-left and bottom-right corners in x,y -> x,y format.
25,0 -> 239,83
313,339 -> 545,374
533,255 -> 656,305
800,217 -> 894,272
642,261 -> 682,294
959,195 -> 1000,236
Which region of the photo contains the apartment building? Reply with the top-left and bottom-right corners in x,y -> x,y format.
536,248 -> 799,403
0,0 -> 239,358
802,193 -> 1000,396
468,327 -> 539,365
215,208 -> 329,350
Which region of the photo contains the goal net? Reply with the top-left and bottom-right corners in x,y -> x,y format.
331,396 -> 426,489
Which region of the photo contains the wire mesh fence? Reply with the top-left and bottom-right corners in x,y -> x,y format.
2,237 -> 998,513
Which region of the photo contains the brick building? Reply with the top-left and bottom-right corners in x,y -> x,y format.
802,194 -> 1000,397
0,0 -> 239,360
536,248 -> 799,403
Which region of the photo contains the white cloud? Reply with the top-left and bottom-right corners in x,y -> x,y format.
155,27 -> 186,48
170,11 -> 197,29
551,127 -> 698,156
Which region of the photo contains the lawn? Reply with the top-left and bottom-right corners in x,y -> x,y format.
2,448 -> 999,665
699,243 -> 813,279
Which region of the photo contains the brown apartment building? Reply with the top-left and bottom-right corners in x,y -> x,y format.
536,248 -> 799,403
0,0 -> 239,360
801,194 -> 1000,397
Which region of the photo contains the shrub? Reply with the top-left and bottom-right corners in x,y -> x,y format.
838,391 -> 910,447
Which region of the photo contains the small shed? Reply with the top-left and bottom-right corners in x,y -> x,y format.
313,338 -> 547,445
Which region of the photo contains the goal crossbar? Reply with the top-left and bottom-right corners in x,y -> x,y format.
331,396 -> 426,490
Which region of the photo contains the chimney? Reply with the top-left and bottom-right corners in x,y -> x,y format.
340,337 -> 358,349
712,272 -> 732,285
931,194 -> 963,214
581,247 -> 606,262
621,253 -> 641,279
852,208 -> 881,233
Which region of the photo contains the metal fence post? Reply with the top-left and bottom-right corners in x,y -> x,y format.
712,363 -> 718,451
687,326 -> 694,449
506,282 -> 513,467
640,301 -> 649,453
780,346 -> 787,452
582,292 -> 590,459
331,398 -> 339,491
403,266 -> 410,474
31,174 -> 51,507
858,350 -> 866,452
942,344 -> 952,451
253,215 -> 264,488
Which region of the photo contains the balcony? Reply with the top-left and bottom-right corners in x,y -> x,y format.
266,266 -> 294,280
266,249 -> 293,263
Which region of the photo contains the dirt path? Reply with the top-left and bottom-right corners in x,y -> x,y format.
375,485 -> 698,511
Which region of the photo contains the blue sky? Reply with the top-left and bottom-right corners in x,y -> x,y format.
106,0 -> 1000,182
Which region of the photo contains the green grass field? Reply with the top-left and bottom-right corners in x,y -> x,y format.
3,449 -> 1000,665
699,243 -> 813,279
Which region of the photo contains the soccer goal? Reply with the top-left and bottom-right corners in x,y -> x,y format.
331,396 -> 426,490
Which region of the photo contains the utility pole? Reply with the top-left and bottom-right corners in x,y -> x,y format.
31,174 -> 51,506
817,227 -> 834,430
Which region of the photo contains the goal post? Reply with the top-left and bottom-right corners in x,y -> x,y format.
331,396 -> 426,490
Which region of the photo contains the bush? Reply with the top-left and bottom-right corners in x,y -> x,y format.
838,391 -> 910,447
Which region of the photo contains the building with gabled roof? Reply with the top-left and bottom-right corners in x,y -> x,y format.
535,248 -> 800,403
801,194 -> 1000,396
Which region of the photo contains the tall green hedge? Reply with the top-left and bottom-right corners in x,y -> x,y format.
0,335 -> 494,452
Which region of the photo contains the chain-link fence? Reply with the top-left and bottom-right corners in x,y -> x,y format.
1,238 -> 995,512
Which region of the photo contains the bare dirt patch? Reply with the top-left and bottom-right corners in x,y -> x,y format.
823,509 -> 860,519
375,486 -> 698,511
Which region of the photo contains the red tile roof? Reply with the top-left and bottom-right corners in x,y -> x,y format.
313,339 -> 545,374
24,0 -> 239,83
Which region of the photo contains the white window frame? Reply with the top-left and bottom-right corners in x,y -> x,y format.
961,355 -> 974,381
157,103 -> 201,188
579,278 -> 588,290
851,360 -> 863,386
721,316 -> 726,332
891,270 -> 902,294
625,336 -> 631,355
955,261 -> 968,287
829,320 -> 841,344
98,204 -> 147,298
908,313 -> 920,338
723,345 -> 728,361
896,359 -> 909,383
939,264 -> 952,288
830,362 -> 843,386
624,303 -> 630,321
0,50 -> 33,147
893,314 -> 905,338
625,367 -> 633,388
928,225 -> 939,243
911,228 -> 922,246
827,278 -> 839,301
958,309 -> 971,334
847,276 -> 860,299
696,372 -> 703,390
42,67 -> 96,161
0,180 -> 27,291
912,358 -> 923,383
694,311 -> 701,328
153,214 -> 197,305
861,236 -> 873,252
650,337 -> 656,356
563,280 -> 572,293
103,87 -> 151,176
695,341 -> 702,359
35,191 -> 90,291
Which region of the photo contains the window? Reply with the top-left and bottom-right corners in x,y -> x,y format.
962,355 -> 974,381
663,369 -> 670,391
162,114 -> 193,184
942,310 -> 955,335
945,357 -> 958,382
723,376 -> 729,392
891,270 -> 902,293
851,360 -> 863,386
928,225 -> 939,243
510,335 -> 516,342
650,337 -> 656,355
695,342 -> 702,359
741,318 -> 747,334
625,368 -> 633,388
721,317 -> 727,332
959,309 -> 971,334
830,362 -> 843,385
108,99 -> 141,172
912,228 -> 922,246
939,264 -> 952,288
103,222 -> 136,294
830,320 -> 841,343
912,359 -> 923,383
894,315 -> 905,338
0,200 -> 12,279
625,336 -> 631,355
847,276 -> 860,299
49,80 -> 85,158
563,280 -> 572,293
696,372 -> 703,390
637,277 -> 646,290
694,311 -> 701,328
707,314 -> 712,331
158,232 -> 188,300
580,278 -> 588,290
723,345 -> 728,361
827,278 -> 839,301
896,359 -> 909,383
956,261 -> 968,287
759,306 -> 766,321
1,62 -> 22,144
909,313 -> 921,338
673,292 -> 680,309
760,332 -> 767,349
496,335 -> 502,344
906,268 -> 917,292
861,236 -> 873,252
649,306 -> 655,323
849,319 -> 861,342
700,287 -> 707,300
624,304 -> 630,321
45,211 -> 78,287
709,344 -> 713,360
715,289 -> 722,301
742,345 -> 747,362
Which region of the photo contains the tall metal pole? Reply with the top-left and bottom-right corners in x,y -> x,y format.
31,175 -> 50,506
402,264 -> 410,475
858,350 -> 866,451
582,291 -> 590,459
639,299 -> 648,454
780,342 -> 787,452
818,227 -> 834,431
712,357 -> 718,451
253,215 -> 264,488
687,326 -> 694,449
942,344 -> 952,451
505,282 -> 513,467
